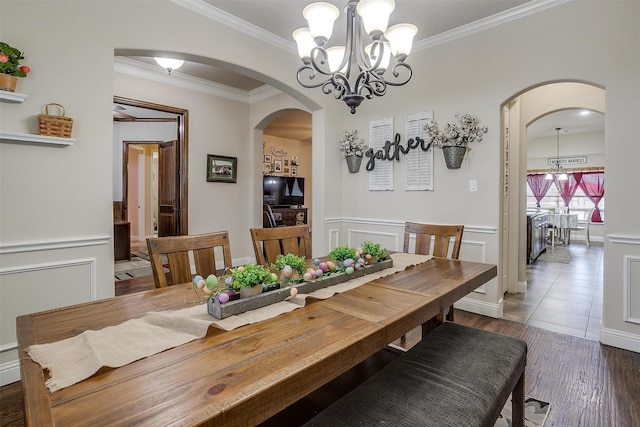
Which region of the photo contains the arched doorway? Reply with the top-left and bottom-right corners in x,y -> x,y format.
254,109 -> 313,230
500,82 -> 605,297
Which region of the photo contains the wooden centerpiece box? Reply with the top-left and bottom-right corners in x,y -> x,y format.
208,257 -> 393,319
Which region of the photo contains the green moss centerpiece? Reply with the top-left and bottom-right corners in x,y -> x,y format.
229,263 -> 276,298
272,253 -> 306,283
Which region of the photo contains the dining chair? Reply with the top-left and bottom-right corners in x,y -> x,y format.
146,231 -> 233,288
263,204 -> 284,228
250,225 -> 312,267
403,222 -> 464,322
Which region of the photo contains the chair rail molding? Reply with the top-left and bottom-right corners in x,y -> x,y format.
325,216 -> 498,235
0,235 -> 110,255
608,234 -> 640,245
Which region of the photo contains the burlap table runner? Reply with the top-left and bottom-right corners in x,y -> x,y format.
28,253 -> 430,392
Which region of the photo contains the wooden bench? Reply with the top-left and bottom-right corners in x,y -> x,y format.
303,322 -> 527,427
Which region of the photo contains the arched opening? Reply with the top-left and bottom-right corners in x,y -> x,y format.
500,81 -> 605,306
253,109 -> 313,235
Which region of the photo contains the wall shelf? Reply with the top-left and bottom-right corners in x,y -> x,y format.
0,91 -> 28,103
0,131 -> 74,147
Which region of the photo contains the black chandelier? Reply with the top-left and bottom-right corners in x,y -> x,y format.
293,0 -> 417,114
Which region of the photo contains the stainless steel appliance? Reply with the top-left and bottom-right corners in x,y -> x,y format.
527,211 -> 549,264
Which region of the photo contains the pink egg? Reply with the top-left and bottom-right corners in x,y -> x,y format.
290,287 -> 298,297
217,292 -> 230,304
315,269 -> 323,277
319,262 -> 328,272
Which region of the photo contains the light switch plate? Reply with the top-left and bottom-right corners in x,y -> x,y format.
469,180 -> 477,192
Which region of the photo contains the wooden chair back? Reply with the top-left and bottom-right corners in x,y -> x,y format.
403,222 -> 464,259
402,222 -> 464,325
250,225 -> 312,267
146,231 -> 233,288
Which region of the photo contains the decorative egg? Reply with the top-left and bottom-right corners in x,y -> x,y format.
343,259 -> 354,268
202,286 -> 214,295
326,261 -> 336,271
365,254 -> 373,260
217,292 -> 230,304
282,265 -> 293,278
269,272 -> 278,283
192,275 -> 203,285
315,269 -> 323,278
319,262 -> 328,272
313,258 -> 320,266
205,275 -> 218,290
358,257 -> 366,265
225,276 -> 234,287
353,263 -> 361,270
290,287 -> 298,297
345,266 -> 354,275
303,272 -> 313,281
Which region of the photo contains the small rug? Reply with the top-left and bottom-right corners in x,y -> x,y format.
114,266 -> 155,281
495,395 -> 550,427
537,247 -> 571,264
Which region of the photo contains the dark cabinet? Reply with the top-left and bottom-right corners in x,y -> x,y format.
114,221 -> 131,261
526,212 -> 548,264
270,207 -> 308,227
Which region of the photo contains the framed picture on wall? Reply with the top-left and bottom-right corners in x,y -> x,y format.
274,159 -> 282,173
284,167 -> 290,174
207,154 -> 237,183
285,160 -> 289,166
263,163 -> 272,174
291,166 -> 297,176
264,155 -> 272,163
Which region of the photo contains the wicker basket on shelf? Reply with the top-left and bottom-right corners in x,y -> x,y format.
38,103 -> 73,138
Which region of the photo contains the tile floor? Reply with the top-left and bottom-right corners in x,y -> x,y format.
503,242 -> 603,341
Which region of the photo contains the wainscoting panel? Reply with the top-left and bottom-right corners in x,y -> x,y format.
347,229 -> 400,252
0,258 -> 96,385
624,255 -> 640,325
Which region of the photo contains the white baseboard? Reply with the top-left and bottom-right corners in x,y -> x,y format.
600,326 -> 640,353
455,297 -> 502,318
0,359 -> 20,387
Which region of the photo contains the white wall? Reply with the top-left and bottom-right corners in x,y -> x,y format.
1,0 -> 639,385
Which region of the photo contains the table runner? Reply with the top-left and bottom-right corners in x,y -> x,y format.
27,253 -> 430,392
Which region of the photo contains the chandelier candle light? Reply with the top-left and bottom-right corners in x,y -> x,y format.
293,0 -> 417,114
545,127 -> 568,181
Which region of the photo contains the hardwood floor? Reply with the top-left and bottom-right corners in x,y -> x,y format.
3,245 -> 638,426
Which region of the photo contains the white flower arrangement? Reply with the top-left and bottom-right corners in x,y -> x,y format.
339,129 -> 368,157
423,114 -> 488,148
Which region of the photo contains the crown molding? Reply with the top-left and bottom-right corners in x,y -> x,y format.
114,57 -> 266,103
171,0 -> 297,54
414,0 -> 568,51
173,0 -> 566,56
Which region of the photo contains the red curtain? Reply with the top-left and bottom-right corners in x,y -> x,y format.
555,172 -> 583,210
578,172 -> 605,222
527,174 -> 553,207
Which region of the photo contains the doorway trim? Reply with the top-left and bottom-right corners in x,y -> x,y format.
114,96 -> 189,235
500,81 -> 605,294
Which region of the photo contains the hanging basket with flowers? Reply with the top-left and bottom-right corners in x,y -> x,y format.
423,114 -> 488,169
339,129 -> 368,173
0,42 -> 31,92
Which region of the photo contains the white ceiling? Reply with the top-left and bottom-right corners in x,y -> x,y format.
115,0 -> 604,138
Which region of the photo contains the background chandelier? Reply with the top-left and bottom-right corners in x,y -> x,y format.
545,127 -> 568,181
293,0 -> 417,114
154,57 -> 184,75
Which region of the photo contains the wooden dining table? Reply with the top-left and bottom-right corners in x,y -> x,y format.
17,256 -> 497,427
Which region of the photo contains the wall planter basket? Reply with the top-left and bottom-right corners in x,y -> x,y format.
442,146 -> 466,169
346,155 -> 363,173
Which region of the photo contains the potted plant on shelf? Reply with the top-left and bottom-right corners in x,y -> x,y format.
0,42 -> 31,92
230,263 -> 276,298
339,129 -> 368,173
423,114 -> 488,169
